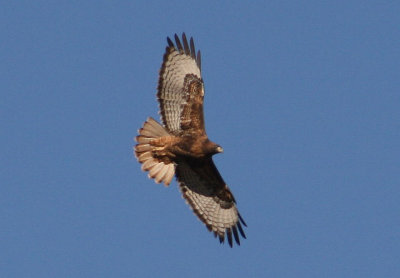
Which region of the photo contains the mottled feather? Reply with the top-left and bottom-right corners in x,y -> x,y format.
157,33 -> 204,134
135,34 -> 246,247
176,157 -> 246,246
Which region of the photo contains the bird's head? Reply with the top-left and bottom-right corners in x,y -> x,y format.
210,143 -> 224,155
204,140 -> 223,156
215,145 -> 224,154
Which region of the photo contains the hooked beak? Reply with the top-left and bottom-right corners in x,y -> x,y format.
216,146 -> 224,153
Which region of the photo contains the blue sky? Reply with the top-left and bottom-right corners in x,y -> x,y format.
1,1 -> 399,277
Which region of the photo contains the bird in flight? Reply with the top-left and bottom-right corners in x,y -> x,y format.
134,33 -> 246,247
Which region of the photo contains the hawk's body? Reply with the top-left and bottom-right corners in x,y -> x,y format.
134,34 -> 246,246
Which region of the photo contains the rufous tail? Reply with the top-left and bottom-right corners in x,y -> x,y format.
134,117 -> 175,186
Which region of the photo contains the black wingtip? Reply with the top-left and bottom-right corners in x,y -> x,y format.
237,221 -> 246,239
167,33 -> 201,70
189,37 -> 196,59
226,228 -> 233,247
197,50 -> 201,71
174,33 -> 183,51
239,213 -> 247,227
232,226 -> 240,245
167,37 -> 174,48
182,33 -> 190,55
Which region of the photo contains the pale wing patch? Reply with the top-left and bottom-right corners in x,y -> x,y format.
176,161 -> 246,247
157,34 -> 202,133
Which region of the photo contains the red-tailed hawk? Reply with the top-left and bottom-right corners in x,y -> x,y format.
134,33 -> 246,247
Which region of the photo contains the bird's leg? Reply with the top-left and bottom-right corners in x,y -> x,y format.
150,136 -> 177,161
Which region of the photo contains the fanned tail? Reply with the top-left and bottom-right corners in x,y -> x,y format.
134,117 -> 175,186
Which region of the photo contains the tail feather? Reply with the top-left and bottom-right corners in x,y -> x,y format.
135,144 -> 152,153
137,152 -> 152,163
163,164 -> 175,185
147,118 -> 169,135
136,136 -> 152,144
142,159 -> 158,171
154,163 -> 169,183
154,164 -> 174,184
149,162 -> 164,178
134,117 -> 175,186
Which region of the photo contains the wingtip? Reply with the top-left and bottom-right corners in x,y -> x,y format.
182,33 -> 190,55
197,50 -> 201,71
189,36 -> 196,59
232,226 -> 240,245
167,37 -> 174,48
239,213 -> 247,227
174,33 -> 182,51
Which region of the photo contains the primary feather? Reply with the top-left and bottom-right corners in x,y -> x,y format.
134,33 -> 246,247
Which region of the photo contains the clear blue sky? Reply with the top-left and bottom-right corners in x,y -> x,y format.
1,1 -> 399,277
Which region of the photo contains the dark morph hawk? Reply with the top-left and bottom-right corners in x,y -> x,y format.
134,33 -> 246,247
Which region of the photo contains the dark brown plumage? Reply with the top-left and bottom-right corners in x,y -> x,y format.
134,33 -> 246,247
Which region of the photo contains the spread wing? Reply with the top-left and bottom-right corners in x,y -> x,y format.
176,157 -> 247,247
157,33 -> 205,135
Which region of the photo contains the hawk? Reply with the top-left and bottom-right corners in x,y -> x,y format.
134,33 -> 246,247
